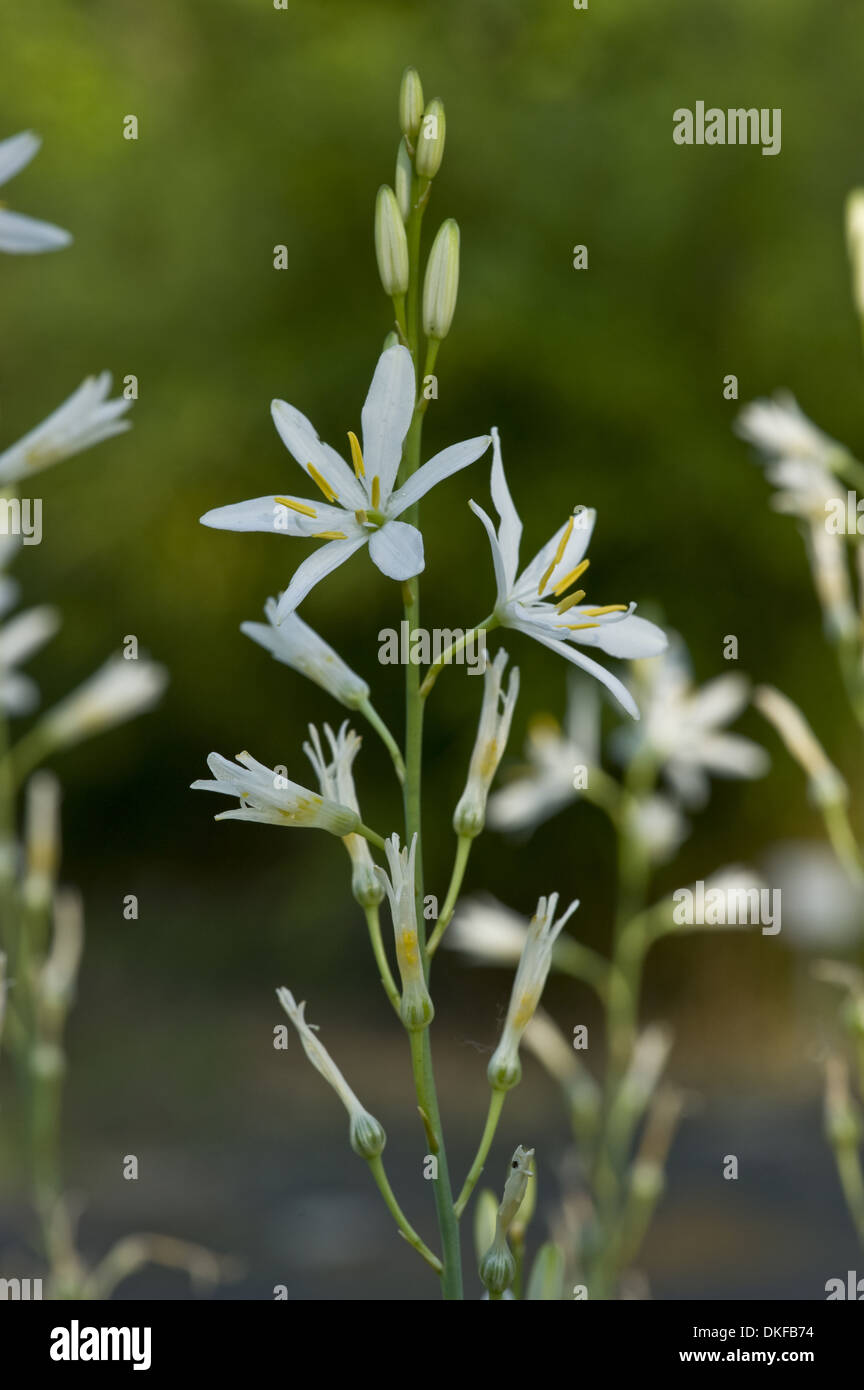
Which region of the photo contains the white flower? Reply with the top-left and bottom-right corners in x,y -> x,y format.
276,989 -> 386,1158
762,842 -> 864,950
304,722 -> 382,905
0,604 -> 59,715
377,833 -> 434,1030
241,597 -> 370,709
445,894 -> 528,965
192,748 -> 359,834
0,131 -> 71,254
0,373 -> 133,485
735,393 -> 844,519
41,655 -> 167,747
452,649 -> 519,837
487,677 -> 600,834
201,345 -> 490,617
487,892 -> 580,1090
629,635 -> 769,808
470,429 -> 666,719
624,793 -> 689,866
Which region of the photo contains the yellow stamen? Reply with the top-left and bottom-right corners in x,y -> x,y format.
565,621 -> 600,631
371,475 -> 381,508
313,530 -> 347,540
537,514 -> 575,595
354,509 -> 368,525
580,604 -> 629,617
552,558 -> 590,598
554,588 -> 586,615
513,989 -> 540,1029
307,462 -> 338,503
275,496 -> 317,518
348,430 -> 365,478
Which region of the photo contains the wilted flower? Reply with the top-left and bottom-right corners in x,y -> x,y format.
0,131 -> 71,254
193,749 -> 360,834
470,430 -> 666,719
241,597 -> 370,709
478,1145 -> 535,1296
304,722 -> 383,906
201,345 -> 490,617
276,989 -> 386,1158
377,833 -> 434,1030
0,373 -> 132,485
453,649 -> 519,838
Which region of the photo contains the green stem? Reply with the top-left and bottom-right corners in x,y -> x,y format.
366,1153 -> 443,1273
454,1087 -> 507,1218
419,616 -> 498,699
358,698 -> 406,784
364,904 -> 401,1016
355,821 -> 388,851
409,1028 -> 463,1297
427,835 -> 472,957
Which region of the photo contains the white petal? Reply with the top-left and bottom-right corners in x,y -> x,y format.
694,733 -> 770,780
275,536 -> 368,619
388,434 -> 490,516
271,400 -> 366,509
368,520 -> 424,580
511,618 -> 640,720
0,131 -> 41,186
200,495 -> 347,537
686,674 -> 750,729
0,671 -> 39,716
516,509 -> 596,599
469,499 -> 509,606
568,614 -> 667,659
0,605 -> 59,666
489,427 -> 522,590
360,345 -> 416,500
0,208 -> 72,253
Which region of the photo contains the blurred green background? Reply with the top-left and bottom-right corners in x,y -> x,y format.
2,0 -> 864,1298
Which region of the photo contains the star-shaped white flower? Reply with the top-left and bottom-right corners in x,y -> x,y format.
0,372 -> 132,486
469,430 -> 666,719
0,131 -> 72,254
201,345 -> 490,618
735,392 -> 846,520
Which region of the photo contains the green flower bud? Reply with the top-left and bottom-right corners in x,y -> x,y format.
395,138 -> 412,222
487,1050 -> 521,1092
349,1107 -> 387,1159
423,219 -> 460,340
374,185 -> 409,297
400,982 -> 435,1033
399,67 -> 424,142
415,98 -> 446,178
479,1235 -> 515,1296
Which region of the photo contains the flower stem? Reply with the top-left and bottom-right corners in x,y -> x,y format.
355,821 -> 388,852
419,615 -> 497,698
364,904 -> 401,1017
359,698 -> 406,783
454,1087 -> 507,1219
366,1153 -> 443,1273
427,834 -> 472,957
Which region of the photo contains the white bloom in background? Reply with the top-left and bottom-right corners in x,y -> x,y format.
241,597 -> 370,709
304,722 -> 382,906
487,892 -> 580,1091
624,793 -> 689,866
846,190 -> 864,318
452,649 -> 519,837
0,131 -> 71,254
445,895 -> 528,966
762,842 -> 864,950
735,393 -> 844,519
487,677 -> 601,834
0,373 -> 133,485
377,833 -> 434,1030
201,345 -> 490,617
192,748 -> 359,834
276,989 -> 386,1158
470,430 -> 666,719
0,603 -> 59,715
629,635 -> 769,808
41,654 -> 167,747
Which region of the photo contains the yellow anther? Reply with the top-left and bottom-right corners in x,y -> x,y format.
537,515 -> 576,595
552,557 -> 590,597
371,475 -> 381,508
275,496 -> 317,518
307,462 -> 338,503
565,621 -> 600,631
554,588 -> 586,615
348,430 -> 365,478
354,509 -> 368,525
313,530 -> 347,540
580,604 -> 629,617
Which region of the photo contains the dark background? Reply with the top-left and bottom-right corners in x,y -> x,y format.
1,0 -> 863,1298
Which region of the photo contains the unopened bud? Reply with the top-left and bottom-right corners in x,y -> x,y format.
479,1236 -> 515,1296
349,1108 -> 387,1159
416,98 -> 445,178
399,67 -> 424,142
374,185 -> 409,297
423,219 -> 460,340
395,138 -> 412,221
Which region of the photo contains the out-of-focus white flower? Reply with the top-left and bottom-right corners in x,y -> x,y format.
487,678 -> 601,834
763,842 -> 864,950
276,989 -> 386,1158
304,722 -> 382,906
487,892 -> 579,1091
0,373 -> 132,485
445,895 -> 528,966
628,635 -> 768,808
377,833 -> 434,1030
736,392 -> 843,502
453,649 -> 519,837
847,190 -> 864,319
0,604 -> 59,715
193,748 -> 359,834
241,597 -> 370,709
0,131 -> 71,254
754,685 -> 847,808
201,345 -> 490,617
470,430 -> 666,720
624,793 -> 689,866
42,655 -> 167,747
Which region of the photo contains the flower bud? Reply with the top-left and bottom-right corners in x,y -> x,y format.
479,1237 -> 515,1297
349,1108 -> 387,1159
487,1050 -> 522,1092
399,67 -> 424,142
423,219 -> 460,341
374,185 -> 409,298
416,98 -> 446,178
395,138 -> 412,222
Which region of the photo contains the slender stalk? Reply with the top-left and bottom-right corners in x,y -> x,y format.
355,821 -> 388,851
366,1154 -> 443,1273
359,698 -> 406,784
419,617 -> 497,699
454,1088 -> 506,1218
427,834 -> 472,956
364,904 -> 401,1016
409,1029 -> 462,1296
